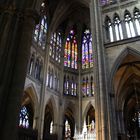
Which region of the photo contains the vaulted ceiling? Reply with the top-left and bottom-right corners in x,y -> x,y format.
46,0 -> 90,33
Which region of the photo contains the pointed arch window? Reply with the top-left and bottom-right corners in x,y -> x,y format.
28,53 -> 35,75
34,16 -> 47,50
49,32 -> 62,62
114,14 -> 123,40
134,8 -> 140,36
124,11 -> 136,38
19,106 -> 29,128
105,16 -> 114,42
64,29 -> 78,69
82,29 -> 93,69
33,2 -> 47,50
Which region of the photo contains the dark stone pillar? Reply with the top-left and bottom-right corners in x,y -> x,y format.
0,1 -> 38,140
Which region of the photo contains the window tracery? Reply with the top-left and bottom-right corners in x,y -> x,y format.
124,11 -> 136,38
64,29 -> 78,69
33,2 -> 47,50
49,32 -> 62,62
82,29 -> 93,69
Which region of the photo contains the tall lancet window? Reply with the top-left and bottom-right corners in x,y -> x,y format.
114,14 -> 123,40
49,32 -> 62,62
19,106 -> 29,128
33,2 -> 47,50
124,11 -> 136,38
134,8 -> 140,36
82,29 -> 93,69
64,29 -> 78,69
105,16 -> 114,42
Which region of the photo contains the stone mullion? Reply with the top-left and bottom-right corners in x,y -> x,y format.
0,6 -> 38,140
77,24 -> 83,134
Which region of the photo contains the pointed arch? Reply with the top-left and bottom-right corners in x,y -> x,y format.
109,47 -> 140,93
124,10 -> 136,38
45,95 -> 58,123
24,83 -> 39,108
83,102 -> 95,122
63,102 -> 75,138
104,15 -> 114,42
43,96 -> 57,139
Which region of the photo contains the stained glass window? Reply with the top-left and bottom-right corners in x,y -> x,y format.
63,76 -> 77,96
33,2 -> 47,50
82,29 -> 93,69
82,77 -> 95,97
64,29 -> 78,69
19,106 -> 29,128
124,11 -> 136,38
134,8 -> 140,36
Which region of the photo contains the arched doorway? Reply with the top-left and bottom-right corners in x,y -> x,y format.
63,108 -> 75,140
43,101 -> 55,140
19,91 -> 34,129
18,90 -> 37,140
112,51 -> 140,140
83,105 -> 95,139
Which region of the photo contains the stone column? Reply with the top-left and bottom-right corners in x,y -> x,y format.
37,30 -> 51,140
77,25 -> 83,134
57,33 -> 65,140
90,1 -> 117,140
0,1 -> 38,140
